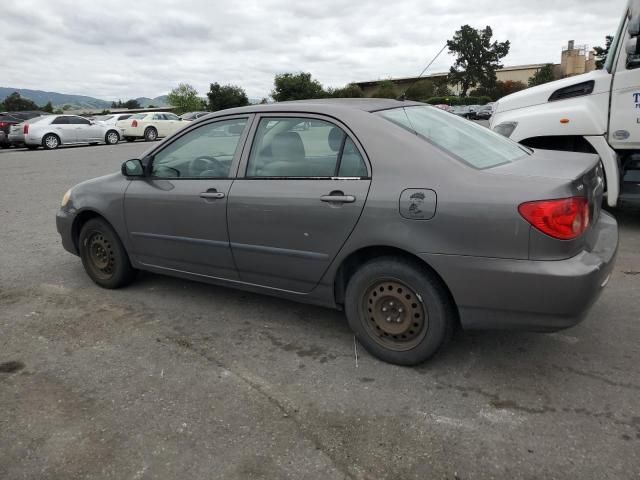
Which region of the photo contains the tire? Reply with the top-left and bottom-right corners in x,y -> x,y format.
344,257 -> 455,366
144,127 -> 157,141
125,137 -> 136,142
42,133 -> 60,150
78,218 -> 137,289
105,130 -> 120,145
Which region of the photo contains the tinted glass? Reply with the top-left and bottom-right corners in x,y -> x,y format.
152,114 -> 163,120
338,138 -> 368,177
164,113 -> 180,120
51,116 -> 69,125
247,117 -> 348,177
151,118 -> 248,178
117,114 -> 131,121
69,116 -> 90,125
379,106 -> 528,169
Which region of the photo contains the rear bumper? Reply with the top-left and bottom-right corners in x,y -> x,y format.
56,208 -> 78,255
420,211 -> 618,331
8,132 -> 24,145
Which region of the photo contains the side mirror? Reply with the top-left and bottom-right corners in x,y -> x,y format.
122,158 -> 144,177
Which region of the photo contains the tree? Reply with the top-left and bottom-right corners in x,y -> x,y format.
167,83 -> 201,114
404,79 -> 436,101
259,98 -> 269,104
41,101 -> 54,113
371,80 -> 398,99
470,80 -> 527,101
271,72 -> 325,102
2,92 -> 39,111
447,25 -> 510,97
593,35 -> 613,70
207,82 -> 249,111
0,102 -> 4,111
123,99 -> 141,109
326,83 -> 365,98
528,64 -> 556,87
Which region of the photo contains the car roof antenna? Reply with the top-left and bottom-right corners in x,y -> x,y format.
398,43 -> 448,101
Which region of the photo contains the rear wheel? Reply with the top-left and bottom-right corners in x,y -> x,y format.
144,127 -> 157,141
42,134 -> 60,150
78,218 -> 137,289
344,257 -> 455,365
105,130 -> 119,145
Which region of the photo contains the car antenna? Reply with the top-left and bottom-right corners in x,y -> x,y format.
398,43 -> 448,101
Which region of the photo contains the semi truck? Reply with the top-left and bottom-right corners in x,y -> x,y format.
490,0 -> 640,207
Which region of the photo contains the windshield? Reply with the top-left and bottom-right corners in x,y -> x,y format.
379,106 -> 529,169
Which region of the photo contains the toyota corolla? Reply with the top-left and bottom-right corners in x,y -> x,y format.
56,99 -> 618,365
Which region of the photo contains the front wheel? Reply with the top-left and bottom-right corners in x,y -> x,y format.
344,257 -> 455,366
105,130 -> 120,145
144,127 -> 157,141
78,218 -> 137,289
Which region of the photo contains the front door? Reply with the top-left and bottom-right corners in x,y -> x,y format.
124,116 -> 252,279
70,116 -> 103,142
228,116 -> 371,292
50,116 -> 76,143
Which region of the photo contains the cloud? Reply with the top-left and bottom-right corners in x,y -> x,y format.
0,0 -> 625,100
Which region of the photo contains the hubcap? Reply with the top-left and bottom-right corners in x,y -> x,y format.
45,136 -> 58,148
147,129 -> 156,140
107,132 -> 118,144
87,232 -> 115,278
363,280 -> 427,351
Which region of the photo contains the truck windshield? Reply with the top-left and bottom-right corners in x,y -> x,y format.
605,9 -> 627,72
378,106 -> 529,169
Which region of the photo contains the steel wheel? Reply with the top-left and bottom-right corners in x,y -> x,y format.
43,134 -> 59,150
86,231 -> 115,280
106,131 -> 119,144
144,128 -> 157,141
362,279 -> 428,352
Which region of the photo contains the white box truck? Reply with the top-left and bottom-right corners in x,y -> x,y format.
490,0 -> 640,207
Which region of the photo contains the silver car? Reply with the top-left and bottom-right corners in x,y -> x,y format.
24,114 -> 121,150
56,99 -> 618,365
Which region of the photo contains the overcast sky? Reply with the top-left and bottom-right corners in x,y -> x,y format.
1,0 -> 625,100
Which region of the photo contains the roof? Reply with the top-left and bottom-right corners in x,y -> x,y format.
223,98 -> 423,114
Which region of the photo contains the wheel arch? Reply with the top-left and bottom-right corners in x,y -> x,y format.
105,129 -> 120,142
42,132 -> 61,146
333,245 -> 459,320
519,135 -> 597,154
71,209 -> 117,253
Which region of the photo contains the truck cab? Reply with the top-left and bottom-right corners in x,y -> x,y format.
490,0 -> 640,207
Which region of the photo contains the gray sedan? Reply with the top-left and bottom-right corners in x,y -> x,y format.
56,99 -> 618,365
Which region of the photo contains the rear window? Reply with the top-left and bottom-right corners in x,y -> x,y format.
379,106 -> 529,169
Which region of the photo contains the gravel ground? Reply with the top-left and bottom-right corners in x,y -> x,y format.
0,142 -> 639,480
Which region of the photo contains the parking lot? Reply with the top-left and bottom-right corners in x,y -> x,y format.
0,143 -> 639,479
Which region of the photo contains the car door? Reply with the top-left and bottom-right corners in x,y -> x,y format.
49,116 -> 77,143
164,113 -> 184,135
123,115 -> 252,279
69,116 -> 102,142
227,115 -> 371,292
149,114 -> 166,136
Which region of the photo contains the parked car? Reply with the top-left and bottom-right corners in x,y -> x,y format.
95,113 -> 133,127
117,112 -> 185,142
451,105 -> 471,117
56,99 -> 618,366
181,111 -> 210,121
23,114 -> 121,150
433,104 -> 454,113
8,115 -> 49,147
0,111 -> 47,148
473,105 -> 494,120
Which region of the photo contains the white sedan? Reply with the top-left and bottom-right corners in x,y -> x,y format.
23,115 -> 121,150
117,112 -> 186,142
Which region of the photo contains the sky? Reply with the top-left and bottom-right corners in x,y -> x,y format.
0,0 -> 625,101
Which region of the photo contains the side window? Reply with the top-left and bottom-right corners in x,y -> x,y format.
151,118 -> 248,179
247,117 -> 366,178
165,113 -> 180,121
51,116 -> 69,125
152,114 -> 163,121
70,116 -> 90,125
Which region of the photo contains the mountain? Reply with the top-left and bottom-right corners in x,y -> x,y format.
0,87 -> 170,110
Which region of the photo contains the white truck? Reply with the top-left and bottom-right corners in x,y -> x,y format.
490,0 -> 640,207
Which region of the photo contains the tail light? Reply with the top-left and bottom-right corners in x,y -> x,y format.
518,197 -> 590,240
23,123 -> 29,134
131,120 -> 138,127
0,121 -> 8,129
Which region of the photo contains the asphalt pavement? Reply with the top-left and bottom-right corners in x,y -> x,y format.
1,141 -> 639,479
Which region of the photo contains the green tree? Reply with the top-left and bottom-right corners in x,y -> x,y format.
53,108 -> 64,114
167,83 -> 201,114
470,80 -> 527,101
528,64 -> 556,87
41,101 -> 54,113
0,102 -> 5,111
371,80 -> 398,99
593,35 -> 613,70
447,25 -> 510,97
207,82 -> 249,111
271,72 -> 325,102
260,97 -> 269,104
404,79 -> 436,101
2,92 -> 39,111
123,99 -> 141,109
326,83 -> 365,98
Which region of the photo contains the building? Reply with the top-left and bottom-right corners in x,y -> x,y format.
354,40 -> 595,98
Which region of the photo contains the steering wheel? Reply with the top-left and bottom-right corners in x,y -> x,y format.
189,155 -> 225,177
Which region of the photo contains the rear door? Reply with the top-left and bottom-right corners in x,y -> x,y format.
227,115 -> 371,292
123,116 -> 252,279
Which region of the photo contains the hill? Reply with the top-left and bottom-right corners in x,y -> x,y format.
0,88 -> 170,110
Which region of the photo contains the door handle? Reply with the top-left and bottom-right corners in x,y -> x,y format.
200,189 -> 225,199
320,191 -> 356,203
